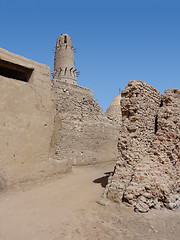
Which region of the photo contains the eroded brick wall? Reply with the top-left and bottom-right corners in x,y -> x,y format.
128,89 -> 180,212
104,81 -> 178,212
52,80 -> 120,165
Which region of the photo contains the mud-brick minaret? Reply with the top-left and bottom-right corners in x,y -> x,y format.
53,33 -> 77,85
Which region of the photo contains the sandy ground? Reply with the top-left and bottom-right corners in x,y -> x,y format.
0,162 -> 180,240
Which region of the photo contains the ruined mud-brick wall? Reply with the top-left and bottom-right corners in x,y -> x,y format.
0,48 -> 67,190
52,80 -> 120,165
127,89 -> 180,212
105,81 -> 180,212
104,81 -> 162,205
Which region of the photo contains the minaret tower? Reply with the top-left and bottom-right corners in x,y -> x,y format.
53,33 -> 77,85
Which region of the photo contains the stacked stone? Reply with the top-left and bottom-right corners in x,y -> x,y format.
104,81 -> 161,204
130,89 -> 180,212
105,82 -> 180,212
52,80 -> 120,166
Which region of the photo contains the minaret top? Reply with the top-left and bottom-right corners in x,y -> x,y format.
56,33 -> 73,49
53,33 -> 77,85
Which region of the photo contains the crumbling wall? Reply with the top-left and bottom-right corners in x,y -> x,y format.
128,89 -> 180,212
104,80 -> 166,210
52,80 -> 120,165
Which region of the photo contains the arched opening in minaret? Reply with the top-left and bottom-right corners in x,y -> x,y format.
64,36 -> 67,43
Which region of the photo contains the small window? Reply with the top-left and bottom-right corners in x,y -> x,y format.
64,68 -> 67,75
64,36 -> 67,43
0,59 -> 33,82
155,115 -> 158,134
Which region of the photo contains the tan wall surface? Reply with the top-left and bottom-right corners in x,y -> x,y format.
106,94 -> 122,123
0,48 -> 66,189
52,80 -> 120,166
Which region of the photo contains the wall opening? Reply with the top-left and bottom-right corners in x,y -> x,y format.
0,59 -> 33,82
64,36 -> 67,43
155,115 -> 158,134
160,99 -> 163,107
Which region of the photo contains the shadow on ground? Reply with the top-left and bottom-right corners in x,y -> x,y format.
93,172 -> 113,188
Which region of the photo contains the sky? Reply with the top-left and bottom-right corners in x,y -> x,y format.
0,0 -> 180,111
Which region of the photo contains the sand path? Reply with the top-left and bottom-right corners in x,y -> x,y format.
0,163 -> 115,240
0,162 -> 180,240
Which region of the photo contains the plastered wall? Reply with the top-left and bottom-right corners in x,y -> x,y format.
0,48 -> 67,189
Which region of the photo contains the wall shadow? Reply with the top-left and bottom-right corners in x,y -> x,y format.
93,171 -> 113,188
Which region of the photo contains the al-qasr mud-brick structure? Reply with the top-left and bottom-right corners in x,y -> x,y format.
51,33 -> 120,166
0,47 -> 60,188
104,81 -> 180,212
0,34 -> 180,213
0,34 -> 120,189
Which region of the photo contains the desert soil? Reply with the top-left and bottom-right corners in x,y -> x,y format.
0,162 -> 180,240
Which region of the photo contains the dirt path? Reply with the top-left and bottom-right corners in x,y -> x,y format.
0,162 -> 180,240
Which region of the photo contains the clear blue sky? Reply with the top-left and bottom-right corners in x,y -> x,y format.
1,0 -> 179,111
